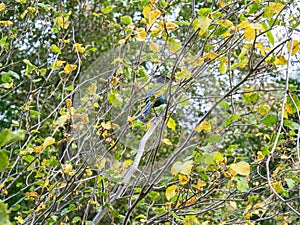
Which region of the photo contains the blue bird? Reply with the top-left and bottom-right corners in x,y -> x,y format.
137,75 -> 170,120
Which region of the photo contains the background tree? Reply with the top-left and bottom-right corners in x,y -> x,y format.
0,0 -> 299,225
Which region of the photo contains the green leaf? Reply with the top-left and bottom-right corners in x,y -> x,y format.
197,8 -> 212,16
237,177 -> 249,192
23,59 -> 37,77
168,38 -> 182,54
65,85 -> 74,91
101,6 -> 114,14
72,216 -> 81,223
262,114 -> 277,126
263,2 -> 284,19
285,178 -> 295,189
0,36 -> 9,50
121,16 -> 132,25
0,129 -> 26,148
202,153 -> 215,165
206,134 -> 222,144
23,155 -> 34,163
262,22 -> 274,45
0,151 -> 8,170
108,91 -> 123,107
0,202 -> 12,225
30,110 -> 40,117
50,44 -> 61,54
36,3 -> 54,11
11,204 -> 21,212
148,191 -> 160,199
155,207 -> 165,215
1,71 -> 20,83
219,100 -> 229,110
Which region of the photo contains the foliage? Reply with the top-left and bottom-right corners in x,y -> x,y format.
0,0 -> 300,224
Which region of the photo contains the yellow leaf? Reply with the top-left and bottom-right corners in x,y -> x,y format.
66,99 -> 72,108
273,181 -> 284,193
256,42 -> 265,56
191,58 -> 203,67
136,28 -> 147,41
167,117 -> 176,131
25,191 -> 39,198
63,164 -> 73,173
283,109 -> 288,119
287,40 -> 300,56
90,200 -> 100,206
219,62 -> 227,74
43,137 -> 55,147
75,43 -> 85,53
3,82 -> 13,89
244,27 -> 255,42
193,16 -> 211,32
128,116 -> 137,125
0,3 -> 6,12
166,184 -> 177,200
162,138 -> 172,146
169,39 -> 182,54
194,121 -> 211,133
96,158 -> 106,170
149,41 -> 160,52
249,23 -> 263,30
148,9 -> 161,25
41,179 -> 49,188
256,151 -> 265,161
101,121 -> 112,130
228,161 -> 250,176
259,104 -> 270,115
272,166 -> 283,177
205,50 -> 218,59
56,15 -> 70,29
285,103 -> 293,114
274,55 -> 287,65
176,67 -> 191,80
36,202 -> 46,212
165,22 -> 178,31
236,21 -> 250,30
218,0 -> 226,7
245,212 -> 252,218
196,179 -> 206,190
123,159 -> 133,168
151,23 -> 163,36
264,3 -> 284,19
15,216 -> 24,224
32,146 -> 43,153
88,83 -> 97,95
142,5 -> 152,19
92,12 -> 101,17
171,160 -> 193,176
27,7 -> 36,13
118,38 -> 126,45
216,20 -> 233,27
64,64 -> 77,74
246,220 -> 254,225
0,20 -> 13,26
85,168 -> 93,176
55,60 -> 66,67
179,174 -> 189,185
229,201 -> 237,209
185,196 -> 197,206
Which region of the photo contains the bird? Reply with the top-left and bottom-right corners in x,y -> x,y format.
137,74 -> 170,120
